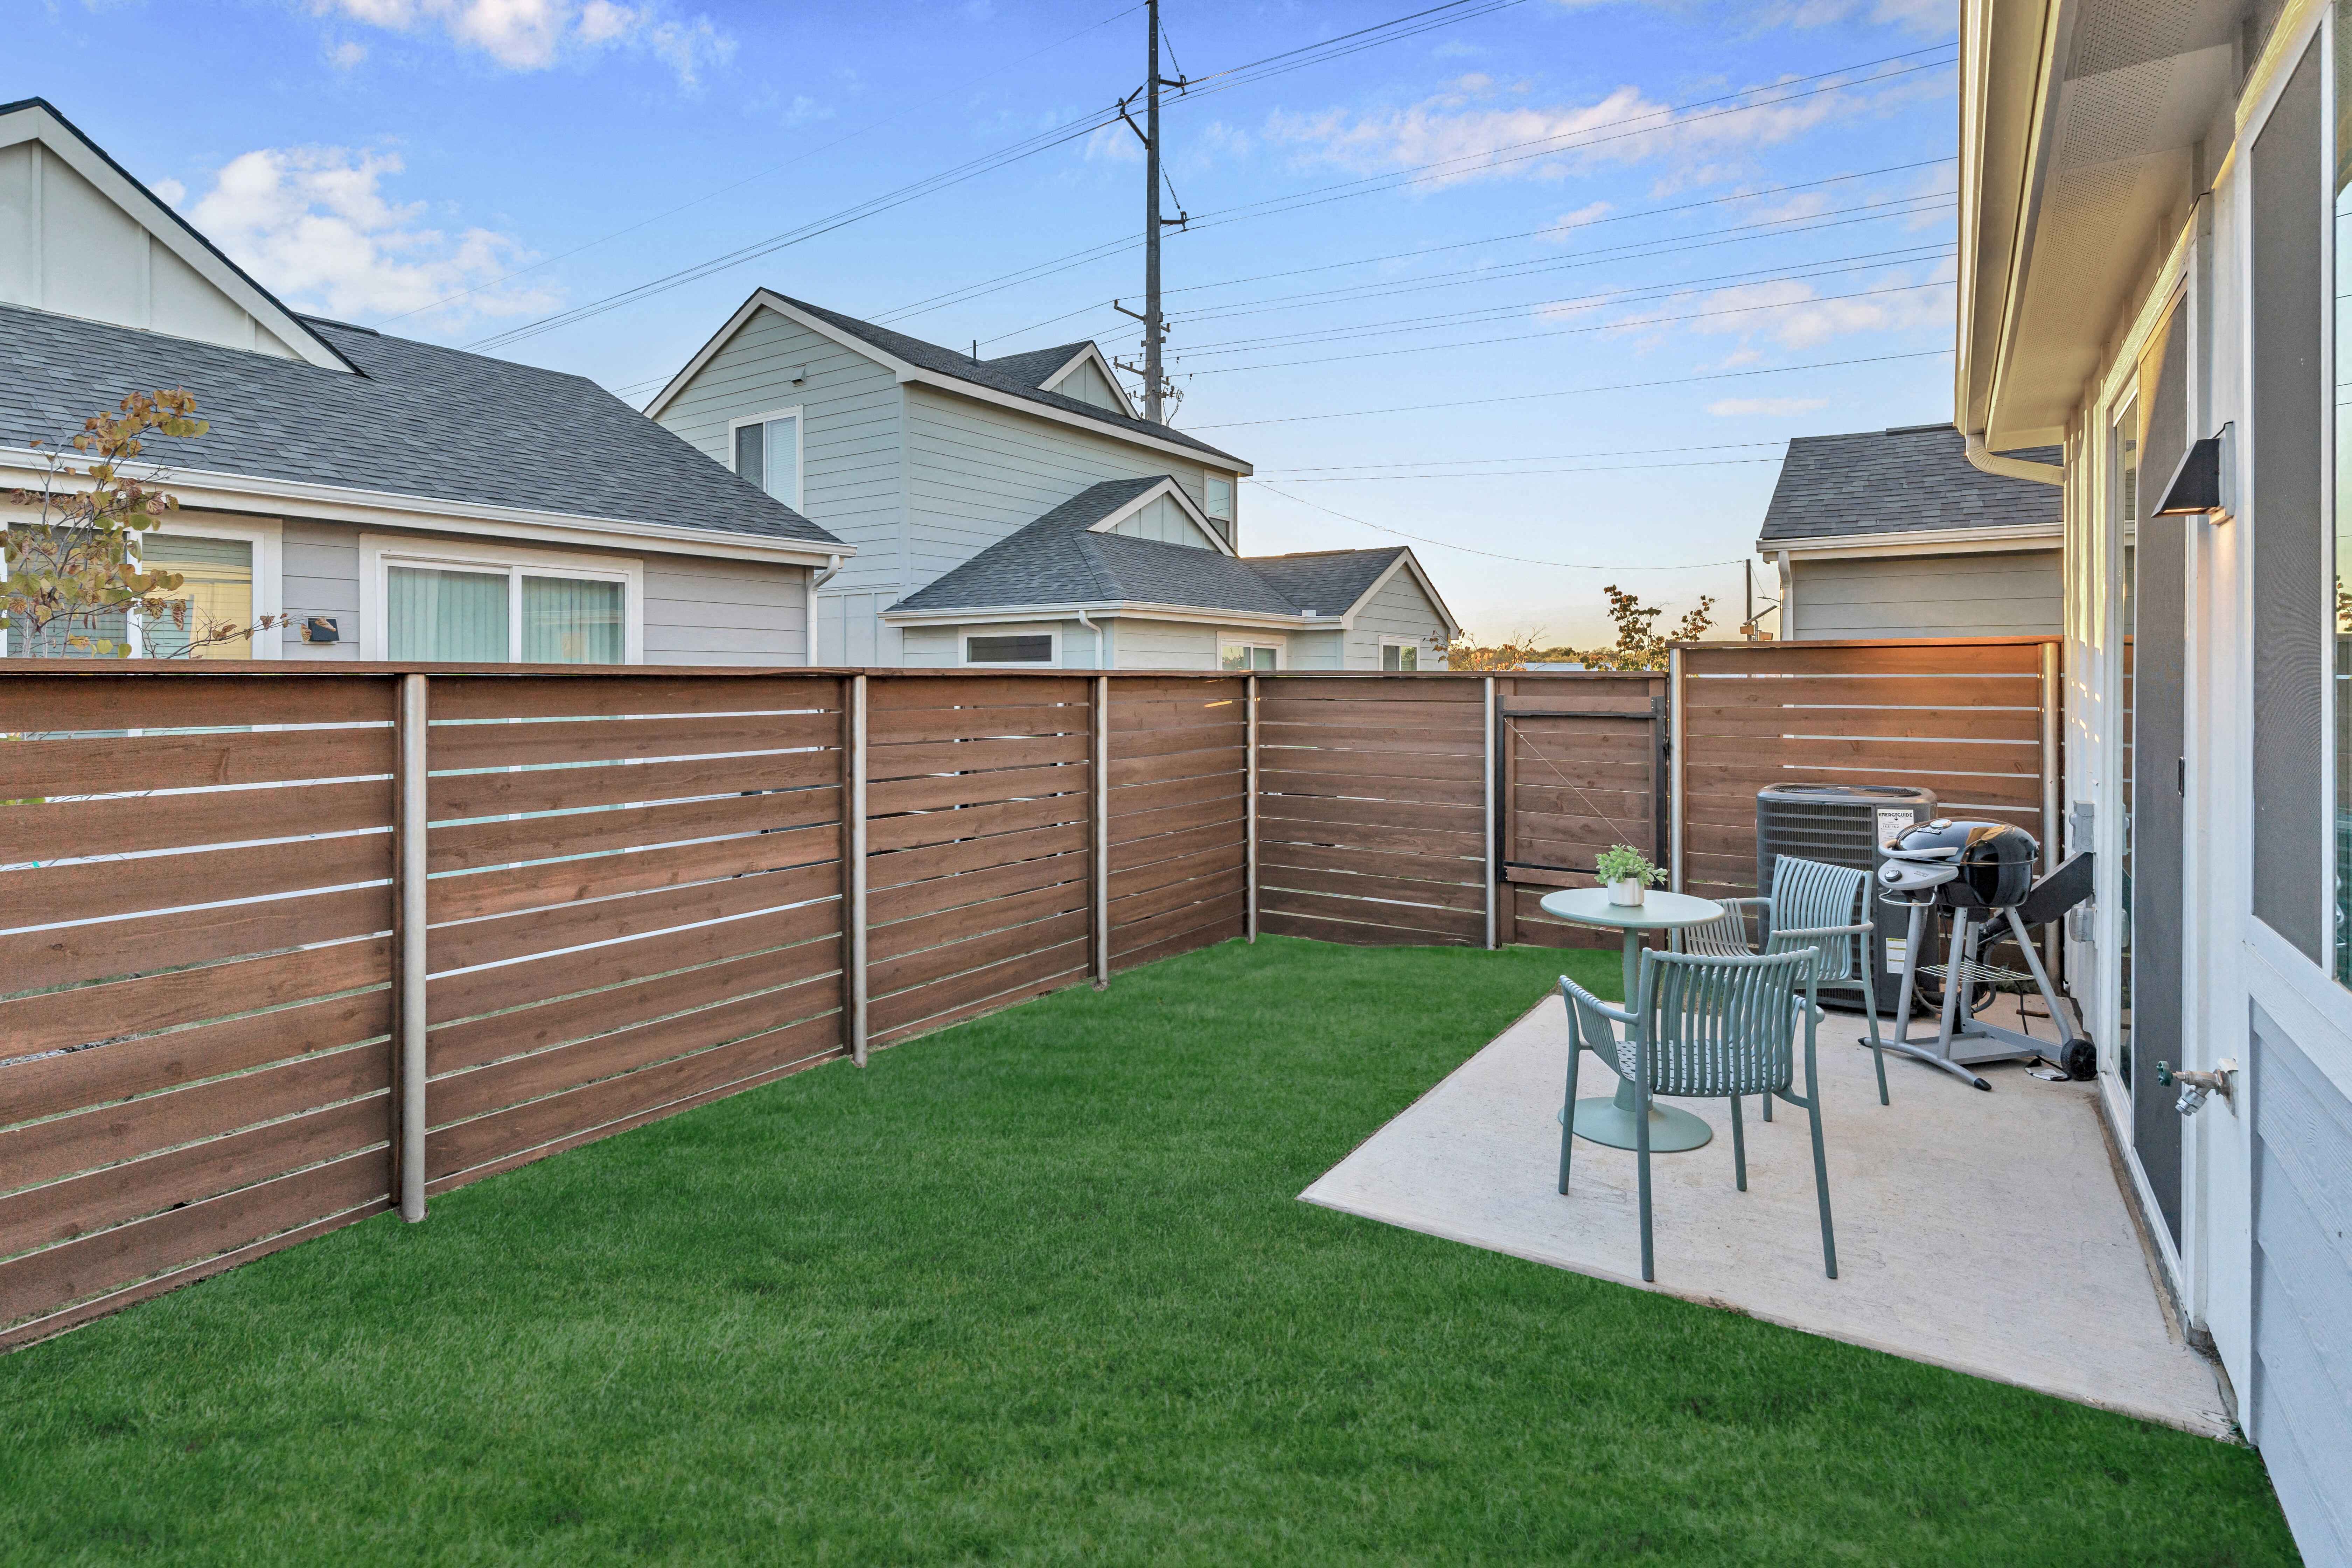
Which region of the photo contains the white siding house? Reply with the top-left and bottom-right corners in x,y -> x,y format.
1960,6 -> 2352,1559
648,290 -> 1455,668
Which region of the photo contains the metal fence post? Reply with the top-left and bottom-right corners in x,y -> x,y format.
396,673 -> 428,1223
845,673 -> 869,1066
1245,672 -> 1259,944
1094,674 -> 1111,988
1483,674 -> 1498,950
1668,646 -> 1686,894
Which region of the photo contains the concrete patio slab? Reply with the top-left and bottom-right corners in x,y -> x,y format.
1302,995 -> 2233,1438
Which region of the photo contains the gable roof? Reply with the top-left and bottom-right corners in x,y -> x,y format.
983,343 -> 1097,388
887,478 -> 1446,631
0,98 -> 353,372
0,302 -> 843,551
1759,423 -> 2063,546
648,290 -> 1248,472
1246,548 -> 1411,617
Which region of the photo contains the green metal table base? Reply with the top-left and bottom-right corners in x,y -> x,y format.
1569,1083 -> 1715,1152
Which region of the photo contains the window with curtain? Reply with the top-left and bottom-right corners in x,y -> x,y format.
523,576 -> 623,664
388,566 -> 508,661
733,413 -> 801,509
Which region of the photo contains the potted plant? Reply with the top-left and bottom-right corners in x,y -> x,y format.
1595,845 -> 1667,907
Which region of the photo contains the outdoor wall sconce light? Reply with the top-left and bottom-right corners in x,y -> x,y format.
2154,423 -> 2232,518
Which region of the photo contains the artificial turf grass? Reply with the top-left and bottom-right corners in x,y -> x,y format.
0,937 -> 2293,1566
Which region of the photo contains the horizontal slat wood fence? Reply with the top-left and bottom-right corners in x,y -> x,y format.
0,644 -> 2051,1349
1673,638 -> 2059,904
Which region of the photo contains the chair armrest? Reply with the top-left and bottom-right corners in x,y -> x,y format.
1559,976 -> 1638,1027
1773,920 -> 1875,940
1718,898 -> 1770,913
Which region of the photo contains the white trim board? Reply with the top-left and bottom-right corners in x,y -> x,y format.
1763,523 -> 2065,561
645,291 -> 1253,476
0,446 -> 847,570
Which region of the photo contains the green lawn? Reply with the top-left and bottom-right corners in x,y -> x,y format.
0,937 -> 2292,1566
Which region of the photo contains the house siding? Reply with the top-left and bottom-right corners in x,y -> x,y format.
1047,357 -> 1124,413
1788,549 -> 2061,639
276,517 -> 808,665
899,618 -> 1108,669
1107,493 -> 1217,547
654,304 -> 900,595
1114,618 -> 1219,670
1344,568 -> 1449,669
2250,1004 -> 2352,1567
903,385 -> 1212,591
1287,629 -> 1346,669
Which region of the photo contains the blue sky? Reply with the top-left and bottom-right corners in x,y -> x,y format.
17,0 -> 1957,644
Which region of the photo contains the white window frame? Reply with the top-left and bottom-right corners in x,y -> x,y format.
1204,474 -> 1235,522
359,534 -> 644,663
1379,635 -> 1425,671
727,406 -> 805,512
1220,640 -> 1281,671
960,625 -> 1061,667
0,513 -> 282,659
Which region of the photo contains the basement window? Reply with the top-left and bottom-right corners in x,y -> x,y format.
963,631 -> 1058,666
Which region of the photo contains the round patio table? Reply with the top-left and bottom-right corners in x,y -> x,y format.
1538,885 -> 1726,1153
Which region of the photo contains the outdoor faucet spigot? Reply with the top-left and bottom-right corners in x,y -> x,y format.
2155,1059 -> 2237,1117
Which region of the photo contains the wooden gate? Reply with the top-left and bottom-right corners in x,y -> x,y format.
1491,673 -> 1666,949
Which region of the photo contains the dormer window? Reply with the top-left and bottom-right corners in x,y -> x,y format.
1205,475 -> 1234,522
730,410 -> 802,510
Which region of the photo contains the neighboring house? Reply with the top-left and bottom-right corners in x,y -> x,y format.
1757,423 -> 2063,640
0,98 -> 846,664
646,289 -> 1459,670
1961,6 -> 2352,1561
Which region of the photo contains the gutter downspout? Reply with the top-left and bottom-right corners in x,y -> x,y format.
805,554 -> 843,665
1075,608 -> 1106,670
1965,429 -> 2065,486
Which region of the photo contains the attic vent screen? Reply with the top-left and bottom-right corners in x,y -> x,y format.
965,633 -> 1055,665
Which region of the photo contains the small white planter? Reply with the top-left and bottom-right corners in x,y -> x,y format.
1608,878 -> 1646,907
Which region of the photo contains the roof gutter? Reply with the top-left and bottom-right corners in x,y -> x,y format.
1963,429 -> 2065,486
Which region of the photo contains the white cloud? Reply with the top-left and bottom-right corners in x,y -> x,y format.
306,0 -> 732,84
184,145 -> 558,327
328,39 -> 368,67
1540,200 -> 1612,238
1266,67 -> 1919,191
1707,396 -> 1828,416
1753,0 -> 1951,31
150,176 -> 187,208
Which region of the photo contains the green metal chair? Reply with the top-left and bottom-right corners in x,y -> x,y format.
1558,947 -> 1837,1282
1679,855 -> 1890,1108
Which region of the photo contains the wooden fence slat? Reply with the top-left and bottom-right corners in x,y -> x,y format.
1682,642 -> 2047,677
0,884 -> 391,996
425,859 -> 836,974
867,845 -> 1088,923
1106,793 -> 1244,847
866,792 -> 1088,855
1109,841 -> 1245,902
867,937 -> 1091,1038
1109,817 -> 1244,874
5,727 -> 395,799
1109,768 -> 1243,818
1,988 -> 390,1130
0,832 -> 390,931
866,676 -> 1090,711
0,1147 -> 391,1331
1259,888 -> 1485,942
0,1097 -> 386,1262
427,788 -> 842,874
428,974 -> 841,1128
866,820 -> 1088,891
1257,909 -> 1459,947
427,900 -> 838,1026
0,675 -> 393,733
872,909 -> 1092,1001
1257,789 -> 1484,834
1256,863 -> 1485,913
427,825 -> 841,926
1254,746 -> 1485,785
426,751 -> 838,820
1111,894 -> 1244,969
0,779 -> 393,866
1256,698 -> 1486,732
868,762 -> 1088,817
426,710 -> 840,772
1107,865 -> 1247,929
0,937 -> 388,1061
426,936 -> 840,1078
428,675 -> 840,722
874,704 -> 1087,744
0,1042 -> 391,1194
863,733 -> 1089,777
870,878 -> 1091,966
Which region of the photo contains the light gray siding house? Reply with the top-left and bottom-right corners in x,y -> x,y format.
1757,423 -> 2063,640
0,98 -> 845,665
648,290 -> 1458,669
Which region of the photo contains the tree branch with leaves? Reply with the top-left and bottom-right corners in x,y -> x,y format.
4,390 -> 284,658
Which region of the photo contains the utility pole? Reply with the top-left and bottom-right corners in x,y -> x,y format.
1114,0 -> 1186,422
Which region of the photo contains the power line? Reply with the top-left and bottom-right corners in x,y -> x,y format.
1252,457 -> 1785,480
1171,243 -> 1953,356
469,0 -> 1531,352
1254,482 -> 1756,569
372,2 -> 1147,330
1188,348 -> 1954,428
961,155 -> 1956,342
1185,279 -> 1952,376
1261,439 -> 1788,470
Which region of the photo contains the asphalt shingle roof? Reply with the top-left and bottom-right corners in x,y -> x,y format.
1246,549 -> 1408,617
982,343 -> 1094,390
890,478 -> 1394,619
1758,423 -> 2061,544
0,304 -> 841,547
769,295 -> 1247,468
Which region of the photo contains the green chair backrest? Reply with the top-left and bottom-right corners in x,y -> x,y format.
1763,855 -> 1870,984
1637,947 -> 1815,1097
